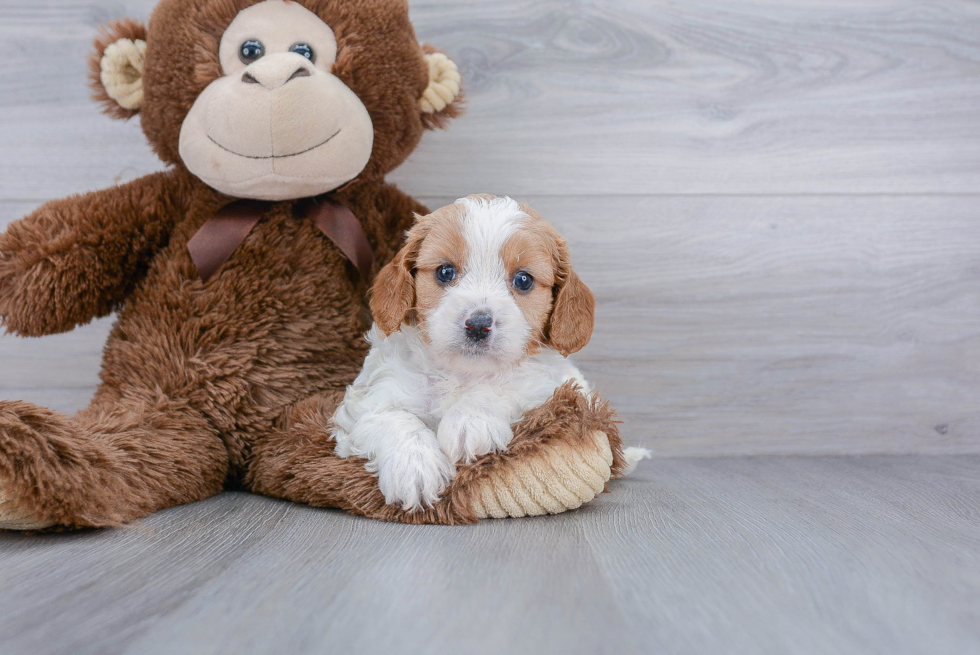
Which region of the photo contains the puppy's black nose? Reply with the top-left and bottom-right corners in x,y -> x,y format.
464,312 -> 493,342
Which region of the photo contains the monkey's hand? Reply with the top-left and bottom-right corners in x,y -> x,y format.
0,170 -> 186,336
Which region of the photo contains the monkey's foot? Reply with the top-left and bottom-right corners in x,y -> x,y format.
0,484 -> 55,531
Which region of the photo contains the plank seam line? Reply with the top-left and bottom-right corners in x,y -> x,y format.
417,192 -> 980,199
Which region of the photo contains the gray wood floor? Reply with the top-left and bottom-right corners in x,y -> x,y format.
1,1 -> 979,653
1,456 -> 978,655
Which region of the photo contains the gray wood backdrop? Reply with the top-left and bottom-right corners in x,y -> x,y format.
1,0 -> 979,456
2,4 -> 980,655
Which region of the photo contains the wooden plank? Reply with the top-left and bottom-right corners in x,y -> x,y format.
584,455 -> 980,655
0,493 -> 303,654
396,0 -> 980,196
0,0 -> 166,200
0,456 -> 977,654
0,493 -> 637,655
1,1 -> 979,199
5,195 -> 980,455
122,504 -> 637,655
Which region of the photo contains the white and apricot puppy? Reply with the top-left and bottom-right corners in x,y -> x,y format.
330,195 -> 597,511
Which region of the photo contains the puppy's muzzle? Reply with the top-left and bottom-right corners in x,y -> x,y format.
464,312 -> 494,343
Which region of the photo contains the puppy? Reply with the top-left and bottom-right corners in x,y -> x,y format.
330,195 -> 597,511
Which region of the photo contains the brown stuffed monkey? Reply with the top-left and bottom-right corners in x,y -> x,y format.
0,0 -> 626,530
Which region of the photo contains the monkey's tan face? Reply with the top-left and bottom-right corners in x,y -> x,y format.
178,0 -> 374,201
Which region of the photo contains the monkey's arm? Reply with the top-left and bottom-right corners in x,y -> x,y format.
0,170 -> 188,336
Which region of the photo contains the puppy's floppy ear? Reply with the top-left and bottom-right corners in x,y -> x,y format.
419,44 -> 464,130
370,219 -> 428,335
546,238 -> 596,357
89,19 -> 148,120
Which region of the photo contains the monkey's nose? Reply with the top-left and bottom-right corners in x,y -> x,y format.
464,312 -> 494,342
242,67 -> 310,87
241,55 -> 314,89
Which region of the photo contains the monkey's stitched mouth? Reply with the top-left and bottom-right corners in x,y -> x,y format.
207,129 -> 341,160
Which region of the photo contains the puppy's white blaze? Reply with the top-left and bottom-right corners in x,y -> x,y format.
427,196 -> 533,371
455,195 -> 525,278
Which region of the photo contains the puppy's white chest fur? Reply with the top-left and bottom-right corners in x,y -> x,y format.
331,324 -> 588,510
387,323 -> 584,420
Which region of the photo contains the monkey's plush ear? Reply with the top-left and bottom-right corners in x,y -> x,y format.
89,19 -> 148,120
419,44 -> 463,130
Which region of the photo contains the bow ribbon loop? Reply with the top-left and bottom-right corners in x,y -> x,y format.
187,198 -> 374,282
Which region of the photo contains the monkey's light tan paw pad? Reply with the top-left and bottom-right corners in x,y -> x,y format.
470,430 -> 613,519
0,488 -> 55,531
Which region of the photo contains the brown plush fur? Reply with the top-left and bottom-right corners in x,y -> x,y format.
0,0 -> 617,529
0,166 -> 424,527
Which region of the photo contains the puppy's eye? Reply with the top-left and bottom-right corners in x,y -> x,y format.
435,264 -> 456,285
513,271 -> 534,292
290,43 -> 316,63
239,40 -> 265,64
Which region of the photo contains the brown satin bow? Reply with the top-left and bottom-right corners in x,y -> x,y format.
187,197 -> 374,282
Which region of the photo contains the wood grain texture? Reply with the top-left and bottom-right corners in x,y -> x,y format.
0,456 -> 977,655
1,1 -> 979,198
583,455 -> 980,655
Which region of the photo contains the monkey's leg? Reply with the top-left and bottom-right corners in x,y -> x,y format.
0,394 -> 228,530
246,383 -> 624,525
246,389 -> 471,523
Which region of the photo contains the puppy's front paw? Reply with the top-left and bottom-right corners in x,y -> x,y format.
376,430 -> 455,512
437,407 -> 514,464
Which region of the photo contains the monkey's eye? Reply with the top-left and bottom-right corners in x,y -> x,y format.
290,43 -> 316,63
435,264 -> 456,285
239,40 -> 265,64
513,271 -> 534,292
